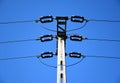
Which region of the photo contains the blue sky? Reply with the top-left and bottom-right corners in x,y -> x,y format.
0,0 -> 120,83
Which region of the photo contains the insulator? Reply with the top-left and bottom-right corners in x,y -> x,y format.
40,16 -> 53,23
71,16 -> 84,23
40,34 -> 53,42
70,35 -> 83,41
69,52 -> 82,58
41,52 -> 53,58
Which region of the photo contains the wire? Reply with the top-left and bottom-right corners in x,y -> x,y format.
38,58 -> 57,68
87,19 -> 120,22
38,56 -> 85,68
39,25 -> 57,32
0,55 -> 40,60
1,18 -> 120,25
1,36 -> 116,44
66,56 -> 85,67
38,19 -> 88,32
67,20 -> 88,32
0,20 -> 37,24
84,38 -> 120,42
66,34 -> 120,43
84,55 -> 120,59
0,39 -> 39,44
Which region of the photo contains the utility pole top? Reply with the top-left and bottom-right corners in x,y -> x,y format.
38,15 -> 85,83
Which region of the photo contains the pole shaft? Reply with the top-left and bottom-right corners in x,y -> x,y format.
57,37 -> 66,83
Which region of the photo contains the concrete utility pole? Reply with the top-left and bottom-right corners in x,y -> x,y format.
39,15 -> 84,83
57,37 -> 66,83
56,17 -> 68,83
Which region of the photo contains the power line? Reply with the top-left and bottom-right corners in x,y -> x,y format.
87,19 -> 120,22
65,55 -> 120,67
39,25 -> 57,32
38,21 -> 88,32
0,18 -> 120,25
67,21 -> 88,32
66,56 -> 85,67
1,54 -> 120,61
38,56 -> 85,68
84,38 -> 120,42
84,55 -> 120,59
0,39 -> 39,44
0,20 -> 37,24
0,55 -> 40,60
38,58 -> 57,68
1,37 -> 120,44
39,20 -> 88,32
67,34 -> 120,43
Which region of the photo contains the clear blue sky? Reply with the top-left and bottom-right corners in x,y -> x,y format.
0,0 -> 120,83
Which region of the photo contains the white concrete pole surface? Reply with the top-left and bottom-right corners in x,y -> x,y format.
57,37 -> 66,83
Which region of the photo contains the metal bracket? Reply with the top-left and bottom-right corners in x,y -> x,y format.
56,16 -> 68,39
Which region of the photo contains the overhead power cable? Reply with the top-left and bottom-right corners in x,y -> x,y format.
0,55 -> 41,60
67,34 -> 120,43
39,25 -> 57,32
67,21 -> 88,32
38,59 -> 57,68
1,18 -> 120,25
38,56 -> 85,68
38,21 -> 88,32
1,55 -> 120,60
87,19 -> 120,22
84,38 -> 120,42
0,38 -> 40,44
0,20 -> 38,24
83,55 -> 120,59
66,56 -> 85,67
1,37 -> 120,44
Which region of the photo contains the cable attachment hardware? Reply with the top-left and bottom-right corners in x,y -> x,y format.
69,52 -> 82,58
40,34 -> 53,42
41,52 -> 54,58
70,34 -> 83,41
40,16 -> 53,23
71,16 -> 84,23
